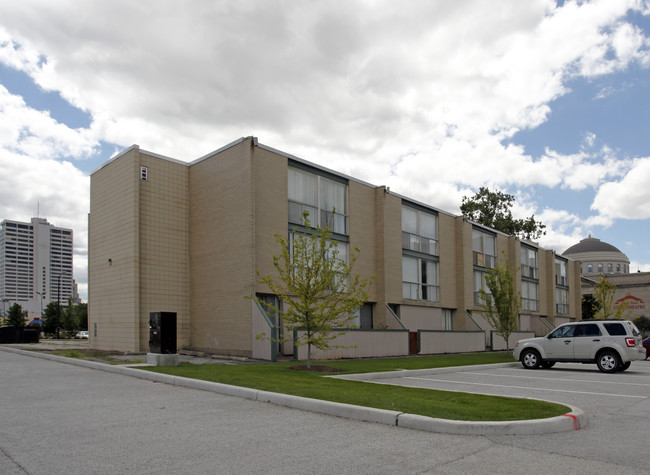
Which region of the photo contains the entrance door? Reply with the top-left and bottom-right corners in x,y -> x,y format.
409,331 -> 418,354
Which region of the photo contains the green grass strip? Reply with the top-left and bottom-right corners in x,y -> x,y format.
143,353 -> 568,421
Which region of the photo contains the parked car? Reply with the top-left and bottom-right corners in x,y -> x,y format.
513,320 -> 645,373
75,331 -> 89,339
643,337 -> 650,359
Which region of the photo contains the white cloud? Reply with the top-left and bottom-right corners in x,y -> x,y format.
592,157 -> 650,219
0,86 -> 92,298
2,0 -> 650,295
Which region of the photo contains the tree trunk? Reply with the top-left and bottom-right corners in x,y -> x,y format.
307,343 -> 312,368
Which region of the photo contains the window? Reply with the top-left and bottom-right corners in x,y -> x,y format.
402,256 -> 439,301
555,288 -> 568,314
288,230 -> 349,290
522,281 -> 538,311
574,324 -> 601,337
288,167 -> 347,235
616,264 -> 621,272
603,323 -> 626,336
550,325 -> 575,338
140,166 -> 148,181
521,246 -> 538,279
402,206 -> 438,255
473,270 -> 490,304
587,264 -> 593,273
555,259 -> 567,286
351,303 -> 374,330
597,263 -> 603,273
607,263 -> 613,273
442,309 -> 454,330
472,229 -> 495,269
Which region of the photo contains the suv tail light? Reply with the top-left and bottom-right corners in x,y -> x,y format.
625,337 -> 636,347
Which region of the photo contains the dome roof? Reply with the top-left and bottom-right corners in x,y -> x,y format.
563,237 -> 622,255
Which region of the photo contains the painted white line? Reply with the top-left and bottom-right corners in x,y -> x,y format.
463,372 -> 650,387
403,377 -> 647,399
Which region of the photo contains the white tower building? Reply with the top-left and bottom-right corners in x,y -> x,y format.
0,217 -> 73,318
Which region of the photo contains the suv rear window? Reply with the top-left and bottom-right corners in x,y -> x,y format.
603,323 -> 626,336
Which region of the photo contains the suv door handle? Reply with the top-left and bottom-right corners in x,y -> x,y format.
592,339 -> 600,342
563,340 -> 571,344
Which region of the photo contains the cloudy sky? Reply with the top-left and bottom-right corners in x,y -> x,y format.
2,0 -> 650,301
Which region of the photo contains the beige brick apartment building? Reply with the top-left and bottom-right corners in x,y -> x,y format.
88,137 -> 581,359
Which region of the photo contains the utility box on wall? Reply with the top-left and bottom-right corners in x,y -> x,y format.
149,312 -> 177,354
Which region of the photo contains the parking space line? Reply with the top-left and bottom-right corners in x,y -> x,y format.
403,377 -> 648,398
463,372 -> 650,387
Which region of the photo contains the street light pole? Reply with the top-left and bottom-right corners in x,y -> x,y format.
35,291 -> 43,318
57,274 -> 61,340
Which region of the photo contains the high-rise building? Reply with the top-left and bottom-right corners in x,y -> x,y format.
0,217 -> 73,318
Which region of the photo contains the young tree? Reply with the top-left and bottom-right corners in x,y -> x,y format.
477,260 -> 521,353
253,215 -> 372,368
4,303 -> 27,327
593,275 -> 630,320
461,187 -> 546,240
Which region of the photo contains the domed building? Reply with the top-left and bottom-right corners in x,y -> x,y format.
563,236 -> 630,276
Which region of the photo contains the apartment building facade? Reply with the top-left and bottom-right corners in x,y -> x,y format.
88,137 -> 581,357
0,217 -> 74,318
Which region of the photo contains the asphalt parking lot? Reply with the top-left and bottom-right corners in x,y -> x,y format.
363,360 -> 650,414
2,347 -> 649,473
343,359 -> 650,472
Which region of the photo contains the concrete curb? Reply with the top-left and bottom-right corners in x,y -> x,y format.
0,346 -> 586,435
328,362 -> 522,381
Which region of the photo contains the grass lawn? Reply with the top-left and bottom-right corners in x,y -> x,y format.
143,352 -> 569,421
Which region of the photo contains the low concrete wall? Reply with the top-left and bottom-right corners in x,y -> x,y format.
418,330 -> 485,355
491,331 -> 535,351
294,329 -> 409,360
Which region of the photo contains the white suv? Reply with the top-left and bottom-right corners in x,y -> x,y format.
513,320 -> 645,373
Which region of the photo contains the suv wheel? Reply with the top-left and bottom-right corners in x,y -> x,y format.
521,349 -> 541,369
597,350 -> 620,373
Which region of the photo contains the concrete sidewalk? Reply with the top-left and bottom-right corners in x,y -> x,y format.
0,345 -> 585,436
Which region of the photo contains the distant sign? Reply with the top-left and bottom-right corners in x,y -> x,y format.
615,294 -> 646,311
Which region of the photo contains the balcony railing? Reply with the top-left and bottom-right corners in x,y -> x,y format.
402,232 -> 438,255
403,282 -> 439,302
522,298 -> 538,312
521,265 -> 538,279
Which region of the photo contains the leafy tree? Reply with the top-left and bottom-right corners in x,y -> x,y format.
632,316 -> 650,336
253,215 -> 372,368
478,259 -> 521,353
75,302 -> 88,330
593,275 -> 630,320
581,294 -> 600,320
461,187 -> 546,240
4,303 -> 27,327
61,300 -> 77,334
42,301 -> 61,334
